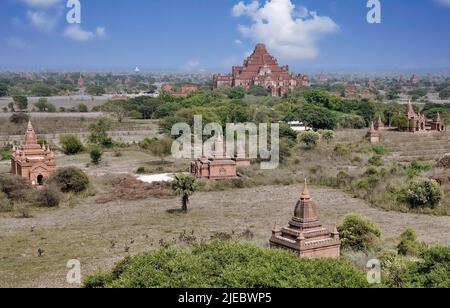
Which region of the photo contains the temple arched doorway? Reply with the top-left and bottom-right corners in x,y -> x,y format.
37,175 -> 44,186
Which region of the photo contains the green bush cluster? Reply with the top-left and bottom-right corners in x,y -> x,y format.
338,213 -> 381,251
405,179 -> 443,209
48,167 -> 90,193
83,241 -> 368,288
60,135 -> 84,155
382,245 -> 450,288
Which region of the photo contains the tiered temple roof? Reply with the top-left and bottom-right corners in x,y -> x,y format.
11,121 -> 56,185
270,180 -> 341,258
214,43 -> 309,97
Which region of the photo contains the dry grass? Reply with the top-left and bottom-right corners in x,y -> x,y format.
0,184 -> 449,288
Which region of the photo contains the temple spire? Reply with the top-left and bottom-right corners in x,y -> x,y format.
25,120 -> 37,146
301,179 -> 311,200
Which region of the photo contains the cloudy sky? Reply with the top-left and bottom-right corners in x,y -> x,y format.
1,0 -> 450,72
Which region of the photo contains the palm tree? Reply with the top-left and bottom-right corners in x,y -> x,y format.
171,175 -> 197,213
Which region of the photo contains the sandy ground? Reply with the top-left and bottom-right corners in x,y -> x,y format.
0,184 -> 449,288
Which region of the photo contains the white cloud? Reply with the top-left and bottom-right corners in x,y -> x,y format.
436,0 -> 450,7
19,0 -> 61,8
235,39 -> 243,45
6,37 -> 32,49
183,60 -> 200,72
63,25 -> 106,42
27,10 -> 59,32
232,0 -> 338,60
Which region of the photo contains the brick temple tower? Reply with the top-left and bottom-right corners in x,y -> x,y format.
270,180 -> 341,259
10,121 -> 56,186
213,43 -> 309,97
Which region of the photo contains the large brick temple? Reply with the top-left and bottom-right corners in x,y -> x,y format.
10,121 -> 56,186
270,180 -> 341,258
213,43 -> 309,97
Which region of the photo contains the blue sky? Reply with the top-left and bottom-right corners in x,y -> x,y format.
1,0 -> 450,73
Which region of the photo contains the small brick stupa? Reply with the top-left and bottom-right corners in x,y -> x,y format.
190,135 -> 238,180
270,180 -> 341,258
367,122 -> 380,144
10,121 -> 56,186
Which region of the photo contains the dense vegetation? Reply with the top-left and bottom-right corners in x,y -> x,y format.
83,240 -> 369,288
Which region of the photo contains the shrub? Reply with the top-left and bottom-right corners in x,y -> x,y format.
1,146 -> 11,160
299,131 -> 321,149
320,130 -> 335,144
83,241 -> 368,288
34,98 -> 56,112
9,113 -> 29,124
0,174 -> 32,202
382,245 -> 450,288
77,104 -> 89,112
397,228 -> 423,257
338,213 -> 381,251
60,135 -> 84,155
139,137 -> 172,161
90,147 -> 103,165
368,155 -> 384,167
35,185 -> 61,207
49,167 -> 90,193
405,179 -> 443,209
372,145 -> 387,155
407,160 -> 433,178
338,114 -> 366,129
334,143 -> 352,156
0,192 -> 13,212
136,167 -> 146,174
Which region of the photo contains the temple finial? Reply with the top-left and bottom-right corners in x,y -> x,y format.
301,178 -> 311,199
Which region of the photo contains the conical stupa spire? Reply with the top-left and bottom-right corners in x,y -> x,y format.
25,120 -> 37,145
301,179 -> 311,200
370,121 -> 376,133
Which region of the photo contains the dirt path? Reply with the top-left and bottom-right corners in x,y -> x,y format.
0,185 -> 449,288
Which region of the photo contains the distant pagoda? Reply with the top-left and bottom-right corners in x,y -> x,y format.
213,43 -> 309,97
270,180 -> 341,258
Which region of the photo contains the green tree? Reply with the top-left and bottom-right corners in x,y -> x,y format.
31,83 -> 55,97
13,96 -> 28,111
224,87 -> 245,99
439,87 -> 450,100
338,213 -> 381,251
171,175 -> 197,213
299,131 -> 321,149
90,147 -> 103,165
0,83 -> 8,97
247,85 -> 269,96
296,104 -> 337,130
86,85 -> 106,96
60,135 -> 84,155
34,98 -> 56,112
391,115 -> 409,130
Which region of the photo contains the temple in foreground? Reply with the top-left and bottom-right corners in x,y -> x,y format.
213,43 -> 309,97
10,121 -> 56,186
270,180 -> 341,258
